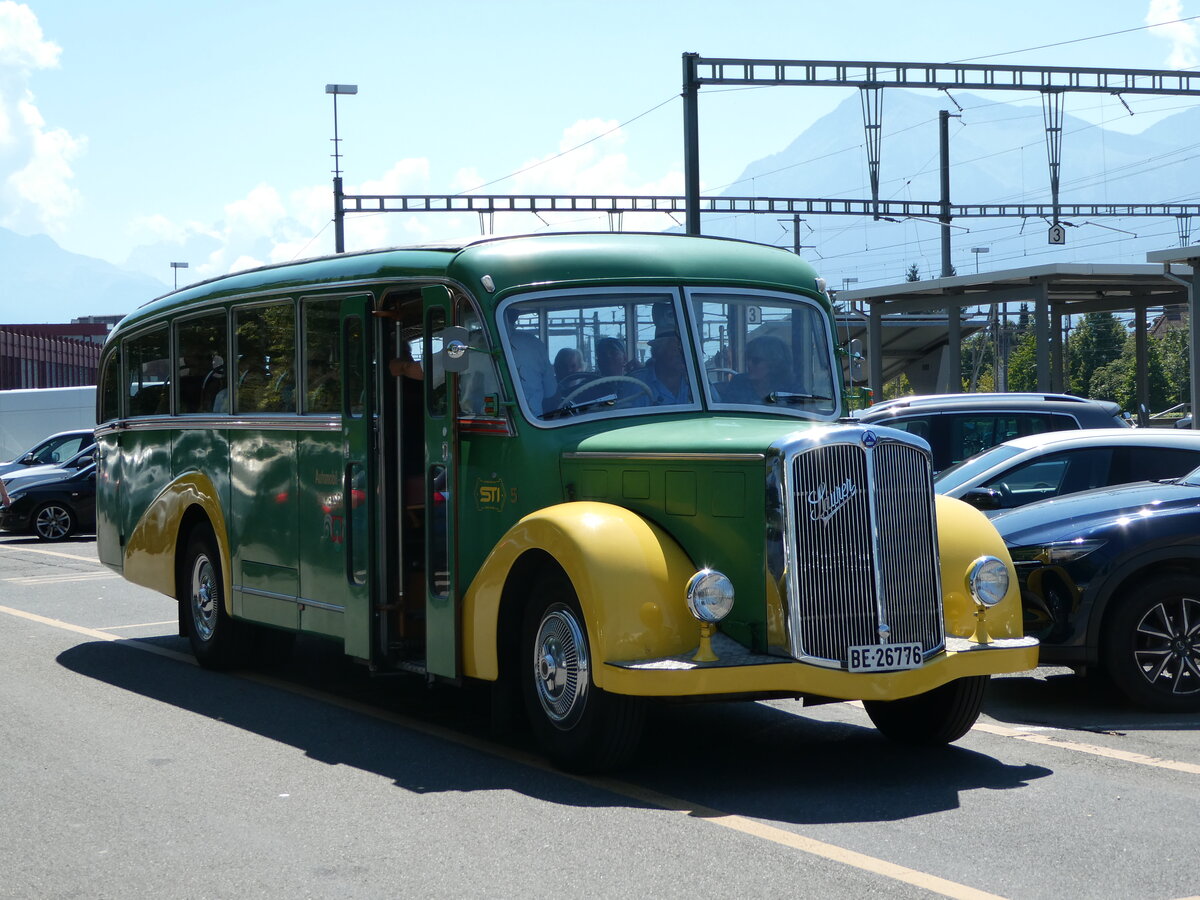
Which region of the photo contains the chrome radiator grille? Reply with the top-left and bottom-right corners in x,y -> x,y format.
785,436 -> 944,666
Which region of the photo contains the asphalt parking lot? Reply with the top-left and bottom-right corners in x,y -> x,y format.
2,533 -> 1198,899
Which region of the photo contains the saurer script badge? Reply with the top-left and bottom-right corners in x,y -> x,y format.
808,478 -> 858,524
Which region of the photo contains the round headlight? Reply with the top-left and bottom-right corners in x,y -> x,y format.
967,556 -> 1010,608
685,569 -> 735,623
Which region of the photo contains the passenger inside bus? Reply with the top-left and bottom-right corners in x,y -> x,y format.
553,347 -> 584,387
719,336 -> 793,404
634,324 -> 692,405
507,323 -> 558,416
389,339 -> 425,506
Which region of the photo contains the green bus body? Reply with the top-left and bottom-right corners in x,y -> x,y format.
96,232 -> 1036,770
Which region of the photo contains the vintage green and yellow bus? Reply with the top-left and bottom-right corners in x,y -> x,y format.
96,232 -> 1036,770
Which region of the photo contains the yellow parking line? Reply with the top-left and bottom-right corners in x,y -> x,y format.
0,600 -> 1001,899
0,604 -> 193,664
973,722 -> 1200,775
242,668 -> 1004,900
0,543 -> 99,564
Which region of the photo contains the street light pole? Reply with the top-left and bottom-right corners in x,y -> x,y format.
970,246 -> 989,274
170,261 -> 189,290
326,83 -> 358,254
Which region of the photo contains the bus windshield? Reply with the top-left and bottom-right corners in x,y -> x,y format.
499,287 -> 838,424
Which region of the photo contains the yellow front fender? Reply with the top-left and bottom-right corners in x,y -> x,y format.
462,502 -> 700,687
124,471 -> 231,610
935,494 -> 1024,639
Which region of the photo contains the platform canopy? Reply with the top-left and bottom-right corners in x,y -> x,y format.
836,263 -> 1191,416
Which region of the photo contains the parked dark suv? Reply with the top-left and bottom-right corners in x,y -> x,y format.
994,471 -> 1200,712
855,393 -> 1128,472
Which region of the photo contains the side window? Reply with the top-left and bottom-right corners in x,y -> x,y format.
949,415 -> 999,464
456,299 -> 504,419
125,326 -> 170,417
1116,447 -> 1200,484
303,299 -> 341,414
344,315 -> 365,419
98,351 -> 120,422
425,306 -> 448,418
987,448 -> 1113,500
233,302 -> 296,413
888,416 -> 931,440
176,312 -> 227,414
1046,414 -> 1079,433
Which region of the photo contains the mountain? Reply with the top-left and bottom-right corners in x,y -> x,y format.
701,89 -> 1200,282
0,228 -> 168,324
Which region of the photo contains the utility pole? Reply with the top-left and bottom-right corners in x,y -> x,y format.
682,53 -> 701,236
939,109 -> 961,278
326,83 -> 358,254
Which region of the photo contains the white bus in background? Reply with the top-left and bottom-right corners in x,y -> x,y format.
0,386 -> 96,461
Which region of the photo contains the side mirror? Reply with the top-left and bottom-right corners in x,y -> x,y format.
961,487 -> 1003,511
847,338 -> 866,383
440,325 -> 471,374
20,453 -> 36,465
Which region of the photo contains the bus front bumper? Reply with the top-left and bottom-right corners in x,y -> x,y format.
599,634 -> 1038,701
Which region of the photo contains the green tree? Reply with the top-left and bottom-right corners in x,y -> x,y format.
1088,333 -> 1168,413
905,263 -> 921,282
959,330 -> 993,392
1066,312 -> 1126,397
1007,330 -> 1038,392
1155,328 -> 1191,410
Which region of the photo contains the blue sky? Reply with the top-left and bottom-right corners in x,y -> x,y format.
3,0 -> 1200,292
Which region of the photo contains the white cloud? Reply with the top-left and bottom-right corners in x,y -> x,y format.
1146,0 -> 1199,68
0,3 -> 83,234
125,118 -> 682,279
0,1 -> 59,70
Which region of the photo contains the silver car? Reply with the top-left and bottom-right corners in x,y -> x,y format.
934,428 -> 1200,514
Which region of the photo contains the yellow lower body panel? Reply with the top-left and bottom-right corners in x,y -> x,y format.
598,634 -> 1038,701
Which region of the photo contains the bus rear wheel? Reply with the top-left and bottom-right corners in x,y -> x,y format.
181,528 -> 240,669
520,573 -> 644,772
863,675 -> 988,745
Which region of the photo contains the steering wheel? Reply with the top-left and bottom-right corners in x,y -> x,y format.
564,375 -> 654,404
706,367 -> 738,380
202,364 -> 226,392
557,371 -> 596,393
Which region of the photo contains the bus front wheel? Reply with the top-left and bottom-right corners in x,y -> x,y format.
181,528 -> 240,669
520,573 -> 644,772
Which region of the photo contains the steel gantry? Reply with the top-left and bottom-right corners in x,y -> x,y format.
679,55 -> 1200,236
336,56 -> 1200,245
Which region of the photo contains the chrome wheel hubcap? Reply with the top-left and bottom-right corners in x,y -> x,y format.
532,604 -> 589,728
190,554 -> 219,642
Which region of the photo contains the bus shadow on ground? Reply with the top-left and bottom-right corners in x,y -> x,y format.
985,668 -> 1200,733
57,637 -> 1052,825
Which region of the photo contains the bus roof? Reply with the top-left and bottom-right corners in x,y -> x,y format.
114,232 -> 825,333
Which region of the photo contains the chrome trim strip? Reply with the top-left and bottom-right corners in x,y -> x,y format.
234,584 -> 345,613
564,451 -> 765,461
98,415 -> 341,433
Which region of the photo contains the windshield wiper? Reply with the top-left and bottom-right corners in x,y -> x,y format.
542,394 -> 618,420
765,391 -> 834,405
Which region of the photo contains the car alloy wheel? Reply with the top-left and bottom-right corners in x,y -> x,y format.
33,503 -> 74,541
1131,595 -> 1200,698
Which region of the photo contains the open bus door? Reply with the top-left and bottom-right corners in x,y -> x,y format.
339,296 -> 374,659
421,285 -> 459,680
